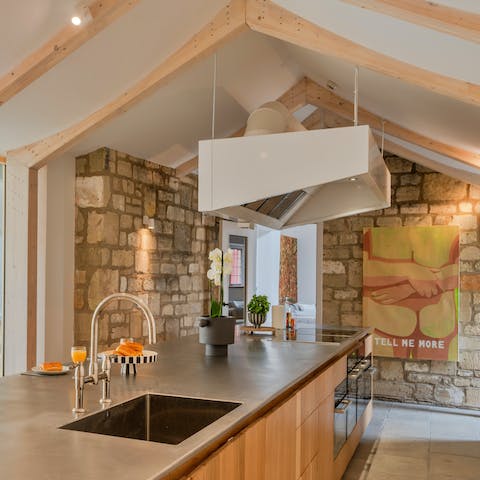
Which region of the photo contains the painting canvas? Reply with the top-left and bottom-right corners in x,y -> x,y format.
363,226 -> 459,361
279,235 -> 298,303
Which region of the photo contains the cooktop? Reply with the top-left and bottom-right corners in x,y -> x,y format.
282,327 -> 362,344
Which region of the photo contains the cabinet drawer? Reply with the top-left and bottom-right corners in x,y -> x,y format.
298,356 -> 346,426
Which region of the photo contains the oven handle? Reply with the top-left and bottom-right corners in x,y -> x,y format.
334,399 -> 352,414
348,365 -> 376,380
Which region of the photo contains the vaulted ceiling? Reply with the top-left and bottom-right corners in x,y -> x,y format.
0,0 -> 479,182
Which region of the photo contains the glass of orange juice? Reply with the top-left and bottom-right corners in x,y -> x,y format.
71,346 -> 87,365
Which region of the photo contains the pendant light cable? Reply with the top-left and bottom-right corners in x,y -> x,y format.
354,66 -> 359,127
210,53 -> 217,207
211,53 -> 217,140
381,120 -> 385,156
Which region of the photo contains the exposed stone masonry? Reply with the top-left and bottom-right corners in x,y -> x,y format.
323,155 -> 480,409
75,148 -> 218,351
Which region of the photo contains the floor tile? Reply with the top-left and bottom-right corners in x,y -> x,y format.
368,473 -> 427,480
376,437 -> 429,459
430,439 -> 480,458
342,458 -> 369,480
429,453 -> 480,480
342,401 -> 480,480
368,453 -> 428,478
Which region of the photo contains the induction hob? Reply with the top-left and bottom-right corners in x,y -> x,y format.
282,327 -> 362,344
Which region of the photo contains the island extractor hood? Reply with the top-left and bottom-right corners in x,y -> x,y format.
198,124 -> 390,229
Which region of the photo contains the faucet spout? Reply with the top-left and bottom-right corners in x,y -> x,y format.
88,293 -> 157,382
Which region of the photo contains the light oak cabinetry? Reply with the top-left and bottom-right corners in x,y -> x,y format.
186,336 -> 372,480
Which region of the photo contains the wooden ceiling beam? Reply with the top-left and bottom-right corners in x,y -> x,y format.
305,107 -> 480,185
0,0 -> 141,106
379,137 -> 480,186
175,77 -> 307,177
246,0 -> 480,107
306,78 -> 480,168
341,0 -> 480,44
7,0 -> 248,169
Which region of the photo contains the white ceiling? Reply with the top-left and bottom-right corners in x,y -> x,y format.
274,0 -> 480,84
0,0 -> 77,74
0,0 -> 478,172
70,31 -> 302,165
433,1 -> 480,14
0,0 -> 229,151
286,43 -> 480,153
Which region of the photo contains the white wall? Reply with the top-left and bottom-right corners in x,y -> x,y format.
282,224 -> 317,305
255,224 -> 318,324
37,155 -> 75,363
316,223 -> 323,326
4,162 -> 29,375
256,227 -> 281,324
4,155 -> 75,374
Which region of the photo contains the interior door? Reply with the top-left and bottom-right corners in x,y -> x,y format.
228,235 -> 247,322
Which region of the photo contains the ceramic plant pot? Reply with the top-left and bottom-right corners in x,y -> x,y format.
198,316 -> 236,357
248,312 -> 266,328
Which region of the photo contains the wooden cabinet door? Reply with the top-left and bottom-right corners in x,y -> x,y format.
264,394 -> 298,480
296,406 -> 320,476
316,393 -> 334,479
297,392 -> 334,479
244,417 -> 267,480
186,417 -> 266,480
203,436 -> 245,480
185,464 -> 206,480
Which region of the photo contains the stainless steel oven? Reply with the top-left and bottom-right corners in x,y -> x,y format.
334,376 -> 349,456
356,357 -> 372,421
334,343 -> 373,458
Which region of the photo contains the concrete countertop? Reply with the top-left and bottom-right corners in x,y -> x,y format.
0,329 -> 369,480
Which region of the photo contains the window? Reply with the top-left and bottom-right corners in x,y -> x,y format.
230,247 -> 244,287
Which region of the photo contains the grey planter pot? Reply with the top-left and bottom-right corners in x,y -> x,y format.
248,312 -> 267,328
198,316 -> 236,357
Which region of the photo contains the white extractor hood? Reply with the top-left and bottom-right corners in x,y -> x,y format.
198,125 -> 391,229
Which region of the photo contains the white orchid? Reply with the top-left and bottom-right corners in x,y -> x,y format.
206,248 -> 234,317
209,248 -> 222,262
223,248 -> 233,263
207,269 -> 216,280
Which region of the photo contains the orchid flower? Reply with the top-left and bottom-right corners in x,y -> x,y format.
206,248 -> 234,318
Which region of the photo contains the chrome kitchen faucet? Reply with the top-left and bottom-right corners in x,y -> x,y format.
72,293 -> 157,413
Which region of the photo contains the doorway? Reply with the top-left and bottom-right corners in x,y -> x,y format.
228,235 -> 247,321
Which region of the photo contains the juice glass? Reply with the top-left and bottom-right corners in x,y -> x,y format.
71,346 -> 87,364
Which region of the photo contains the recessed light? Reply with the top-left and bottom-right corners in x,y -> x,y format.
349,177 -> 358,182
71,16 -> 82,26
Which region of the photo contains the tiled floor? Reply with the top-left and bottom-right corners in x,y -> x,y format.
342,401 -> 480,480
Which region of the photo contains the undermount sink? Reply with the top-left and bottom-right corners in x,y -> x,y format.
61,394 -> 241,445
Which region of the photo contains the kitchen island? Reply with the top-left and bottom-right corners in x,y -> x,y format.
0,328 -> 372,480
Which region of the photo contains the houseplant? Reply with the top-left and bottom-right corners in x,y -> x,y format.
198,248 -> 236,356
247,294 -> 271,328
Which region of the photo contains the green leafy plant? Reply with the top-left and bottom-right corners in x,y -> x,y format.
247,295 -> 271,316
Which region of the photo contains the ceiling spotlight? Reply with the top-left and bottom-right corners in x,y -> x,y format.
349,177 -> 358,182
71,3 -> 92,26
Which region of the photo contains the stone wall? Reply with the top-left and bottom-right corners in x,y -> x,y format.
323,154 -> 480,409
74,148 -> 217,351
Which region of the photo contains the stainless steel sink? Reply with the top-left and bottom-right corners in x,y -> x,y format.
61,394 -> 241,445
